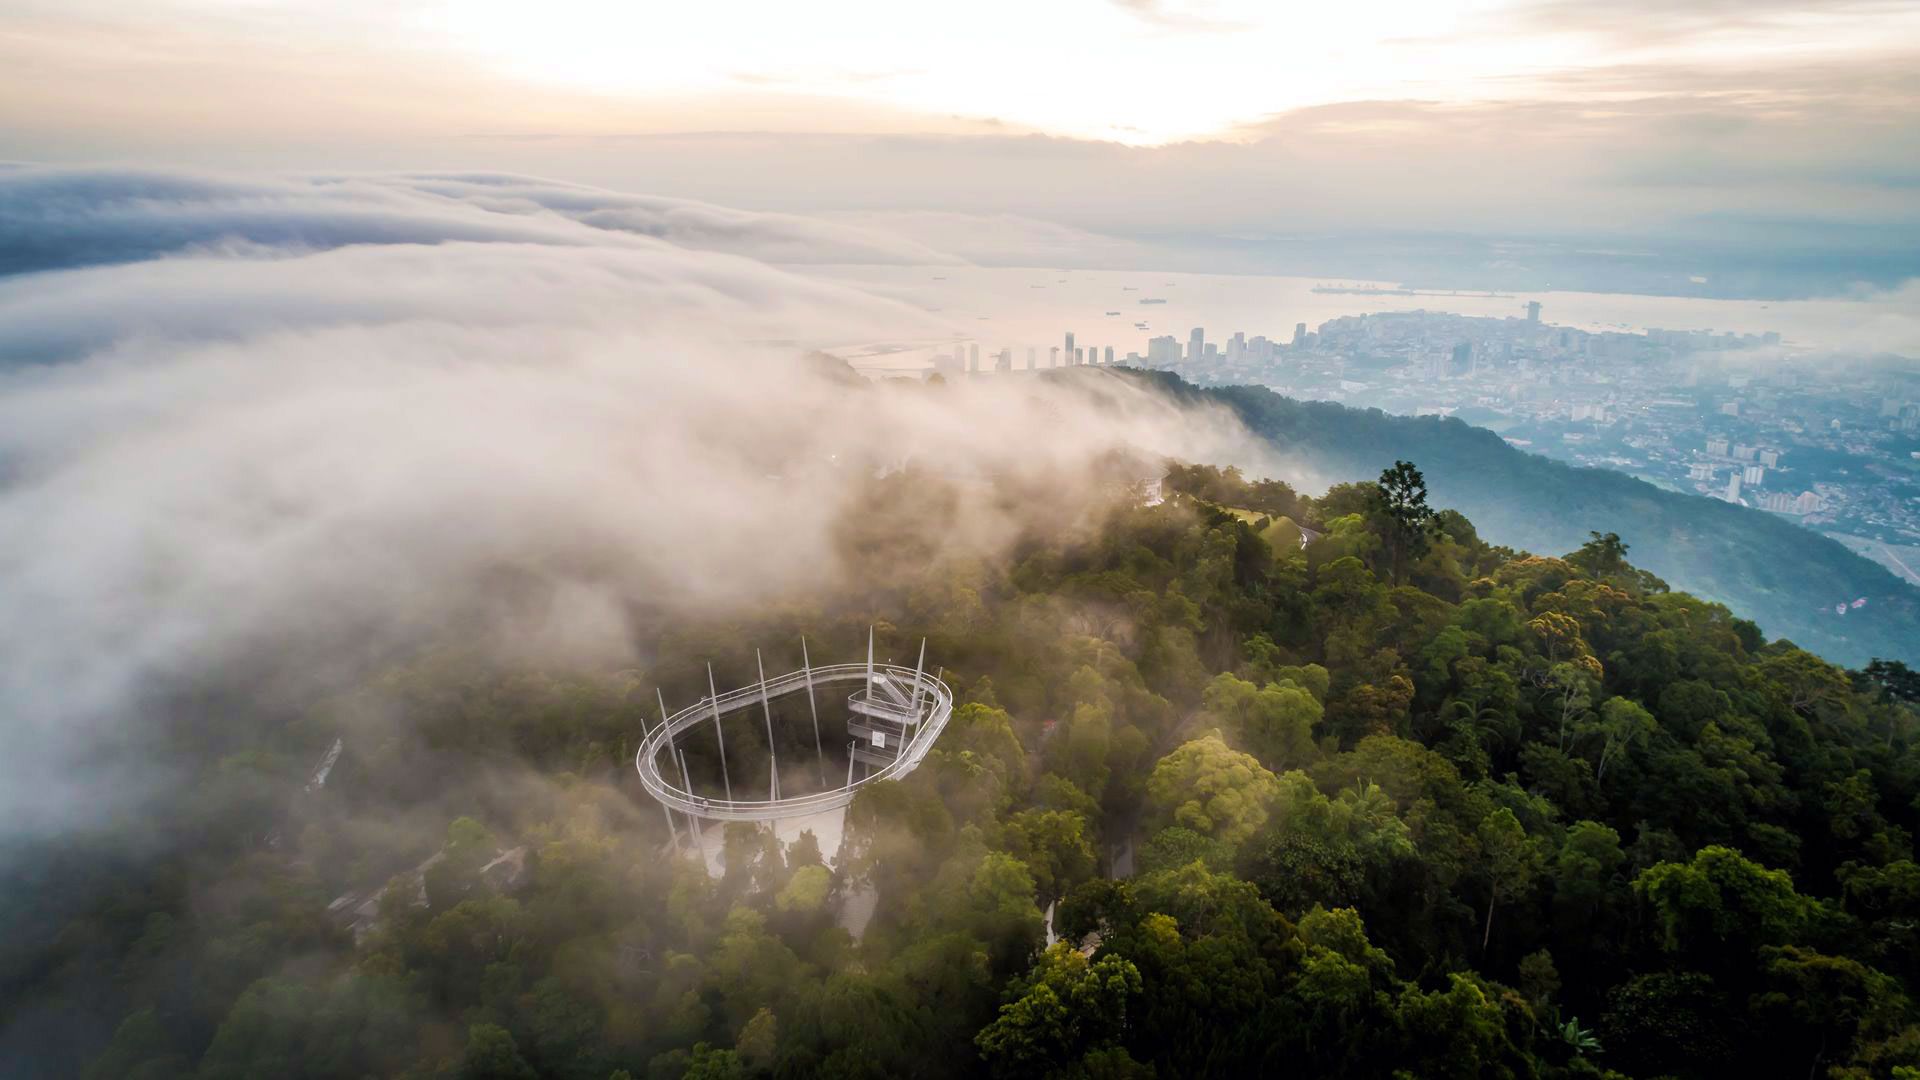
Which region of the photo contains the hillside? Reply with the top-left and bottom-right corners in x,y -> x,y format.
1167,375 -> 1920,668
4,459 -> 1917,1079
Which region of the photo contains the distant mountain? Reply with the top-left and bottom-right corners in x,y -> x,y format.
1154,374 -> 1920,668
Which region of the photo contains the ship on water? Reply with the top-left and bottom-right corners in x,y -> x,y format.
1312,283 -> 1514,298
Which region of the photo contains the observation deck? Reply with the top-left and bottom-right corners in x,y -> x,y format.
635,633 -> 952,827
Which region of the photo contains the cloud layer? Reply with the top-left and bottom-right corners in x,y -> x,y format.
0,168 -> 968,281
0,166 -> 1265,841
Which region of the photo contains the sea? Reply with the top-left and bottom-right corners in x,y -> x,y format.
804,265 -> 1920,373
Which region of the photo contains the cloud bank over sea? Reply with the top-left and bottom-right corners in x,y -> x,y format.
0,166 -> 1265,840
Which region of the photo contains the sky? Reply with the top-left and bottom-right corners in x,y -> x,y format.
4,0 -> 1915,146
4,0 -> 1918,296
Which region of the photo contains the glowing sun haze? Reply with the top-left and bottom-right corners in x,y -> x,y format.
6,0 -> 1916,147
417,0 -> 1539,144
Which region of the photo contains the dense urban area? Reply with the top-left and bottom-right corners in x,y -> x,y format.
934,309 -> 1920,590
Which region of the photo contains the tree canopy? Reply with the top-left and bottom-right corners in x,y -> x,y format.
10,456 -> 1919,1080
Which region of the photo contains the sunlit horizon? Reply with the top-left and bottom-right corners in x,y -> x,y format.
6,0 -> 1917,147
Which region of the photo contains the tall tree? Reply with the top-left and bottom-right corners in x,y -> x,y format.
1478,807 -> 1541,952
1584,697 -> 1657,783
1144,734 -> 1281,847
1372,460 -> 1438,585
974,943 -> 1143,1078
1856,658 -> 1920,704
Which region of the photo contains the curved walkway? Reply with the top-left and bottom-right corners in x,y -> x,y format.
636,663 -> 953,822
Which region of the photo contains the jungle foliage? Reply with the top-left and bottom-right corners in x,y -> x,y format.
7,460 -> 1920,1080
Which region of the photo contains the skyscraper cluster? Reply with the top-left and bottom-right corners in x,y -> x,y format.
934,329 -> 1124,380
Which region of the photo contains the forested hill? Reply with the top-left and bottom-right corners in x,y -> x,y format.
1157,374 -> 1919,669
4,455 -> 1920,1079
11,459 -> 1920,1079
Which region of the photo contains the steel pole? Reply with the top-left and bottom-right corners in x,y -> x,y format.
908,637 -> 928,722
646,690 -> 680,854
801,636 -> 826,786
707,663 -> 733,802
659,688 -> 694,846
679,748 -> 709,868
756,649 -> 778,802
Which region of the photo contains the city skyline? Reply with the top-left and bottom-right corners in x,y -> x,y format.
907,288 -> 1918,593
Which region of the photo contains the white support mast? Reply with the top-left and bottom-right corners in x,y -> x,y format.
651,689 -> 680,853
908,637 -> 928,722
678,748 -> 709,866
801,636 -> 826,786
756,649 -> 778,802
708,663 -> 733,802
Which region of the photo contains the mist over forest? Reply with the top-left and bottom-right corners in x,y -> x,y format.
10,0 -> 1920,1073
2,162 -> 1917,1080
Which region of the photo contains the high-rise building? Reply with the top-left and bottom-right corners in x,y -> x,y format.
1706,438 -> 1730,457
1064,331 -> 1075,362
995,348 -> 1012,372
1759,491 -> 1827,516
1147,335 -> 1181,366
1450,342 -> 1472,376
968,344 -> 980,372
1743,465 -> 1765,486
1074,348 -> 1084,365
1049,346 -> 1060,367
1026,347 -> 1037,371
1189,327 -> 1205,363
1724,473 -> 1742,502
1759,449 -> 1779,467
1526,301 -> 1542,323
1104,346 -> 1114,365
1292,323 -> 1307,347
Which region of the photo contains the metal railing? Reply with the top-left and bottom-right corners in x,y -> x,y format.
636,663 -> 953,822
